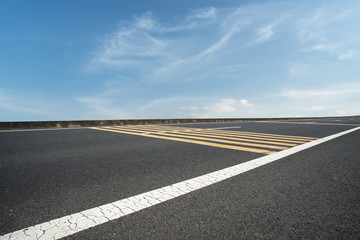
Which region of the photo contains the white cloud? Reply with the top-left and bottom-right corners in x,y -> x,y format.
0,102 -> 54,118
303,44 -> 356,61
187,7 -> 217,21
239,99 -> 252,106
92,29 -> 168,68
0,89 -> 9,101
337,50 -> 355,61
79,3 -> 360,120
254,19 -> 282,44
269,83 -> 360,117
0,89 -> 62,120
280,84 -> 360,98
198,20 -> 246,57
305,43 -> 335,52
297,8 -> 325,41
310,106 -> 325,111
288,63 -> 311,78
76,97 -> 131,119
86,5 -> 295,83
177,98 -> 254,118
296,6 -> 350,41
133,12 -> 158,31
297,4 -> 359,63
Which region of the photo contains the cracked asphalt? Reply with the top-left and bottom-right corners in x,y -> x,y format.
1,117 -> 360,239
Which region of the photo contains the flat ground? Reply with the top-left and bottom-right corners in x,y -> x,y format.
1,117 -> 360,239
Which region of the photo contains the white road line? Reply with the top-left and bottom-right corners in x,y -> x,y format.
1,126 -> 359,240
159,121 -> 244,126
0,127 -> 87,133
206,126 -> 242,130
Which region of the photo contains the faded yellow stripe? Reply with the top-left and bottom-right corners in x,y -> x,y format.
90,127 -> 276,154
106,125 -> 312,143
197,129 -> 312,143
114,125 -> 188,130
203,129 -> 317,140
109,125 -> 198,133
129,125 -> 317,140
108,124 -> 317,141
105,126 -> 287,150
149,132 -> 288,150
169,131 -> 298,147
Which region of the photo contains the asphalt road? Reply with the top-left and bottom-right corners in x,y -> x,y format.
1,117 -> 360,239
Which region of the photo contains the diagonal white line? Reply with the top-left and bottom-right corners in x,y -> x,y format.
1,126 -> 359,240
206,126 -> 242,130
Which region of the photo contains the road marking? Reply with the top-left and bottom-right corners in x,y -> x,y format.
112,125 -> 200,133
108,125 -> 317,141
123,124 -> 315,140
96,125 -> 316,153
149,131 -> 288,150
258,121 -> 360,127
200,129 -> 316,141
2,126 -> 359,240
206,126 -> 242,130
0,127 -> 87,133
161,130 -> 298,146
104,126 -> 289,150
105,125 -> 316,141
91,127 -> 276,154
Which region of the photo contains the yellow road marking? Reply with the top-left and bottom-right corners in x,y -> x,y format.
198,133 -> 312,144
165,130 -> 298,146
90,127 -> 276,154
106,124 -> 308,144
258,121 -> 360,127
198,129 -> 314,142
105,126 -> 287,150
145,131 -> 288,150
109,125 -> 317,141
105,125 -> 314,143
189,130 -> 310,143
91,125 -> 318,154
203,129 -> 317,140
108,125 -> 199,133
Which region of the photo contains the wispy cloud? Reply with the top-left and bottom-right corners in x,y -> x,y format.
187,7 -> 217,21
0,89 -> 62,120
133,12 -> 158,31
305,43 -> 335,52
0,89 -> 9,101
297,6 -> 351,41
297,3 -> 359,62
287,62 -> 317,79
337,50 -> 356,61
280,84 -> 360,98
177,98 -> 254,118
198,20 -> 247,57
303,43 -> 356,61
86,5 -> 288,80
90,28 -> 168,69
254,18 -> 282,44
76,97 -> 131,119
77,2 -> 360,119
274,83 -> 360,117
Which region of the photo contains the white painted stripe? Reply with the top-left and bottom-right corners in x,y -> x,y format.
1,126 -> 359,240
0,124 -> 240,133
0,127 -> 87,133
159,121 -> 243,126
206,126 -> 242,130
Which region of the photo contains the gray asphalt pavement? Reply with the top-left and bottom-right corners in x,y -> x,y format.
1,117 -> 360,239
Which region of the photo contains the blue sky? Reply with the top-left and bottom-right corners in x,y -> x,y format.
1,0 -> 359,121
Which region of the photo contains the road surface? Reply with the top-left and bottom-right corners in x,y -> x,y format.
1,117 -> 360,239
